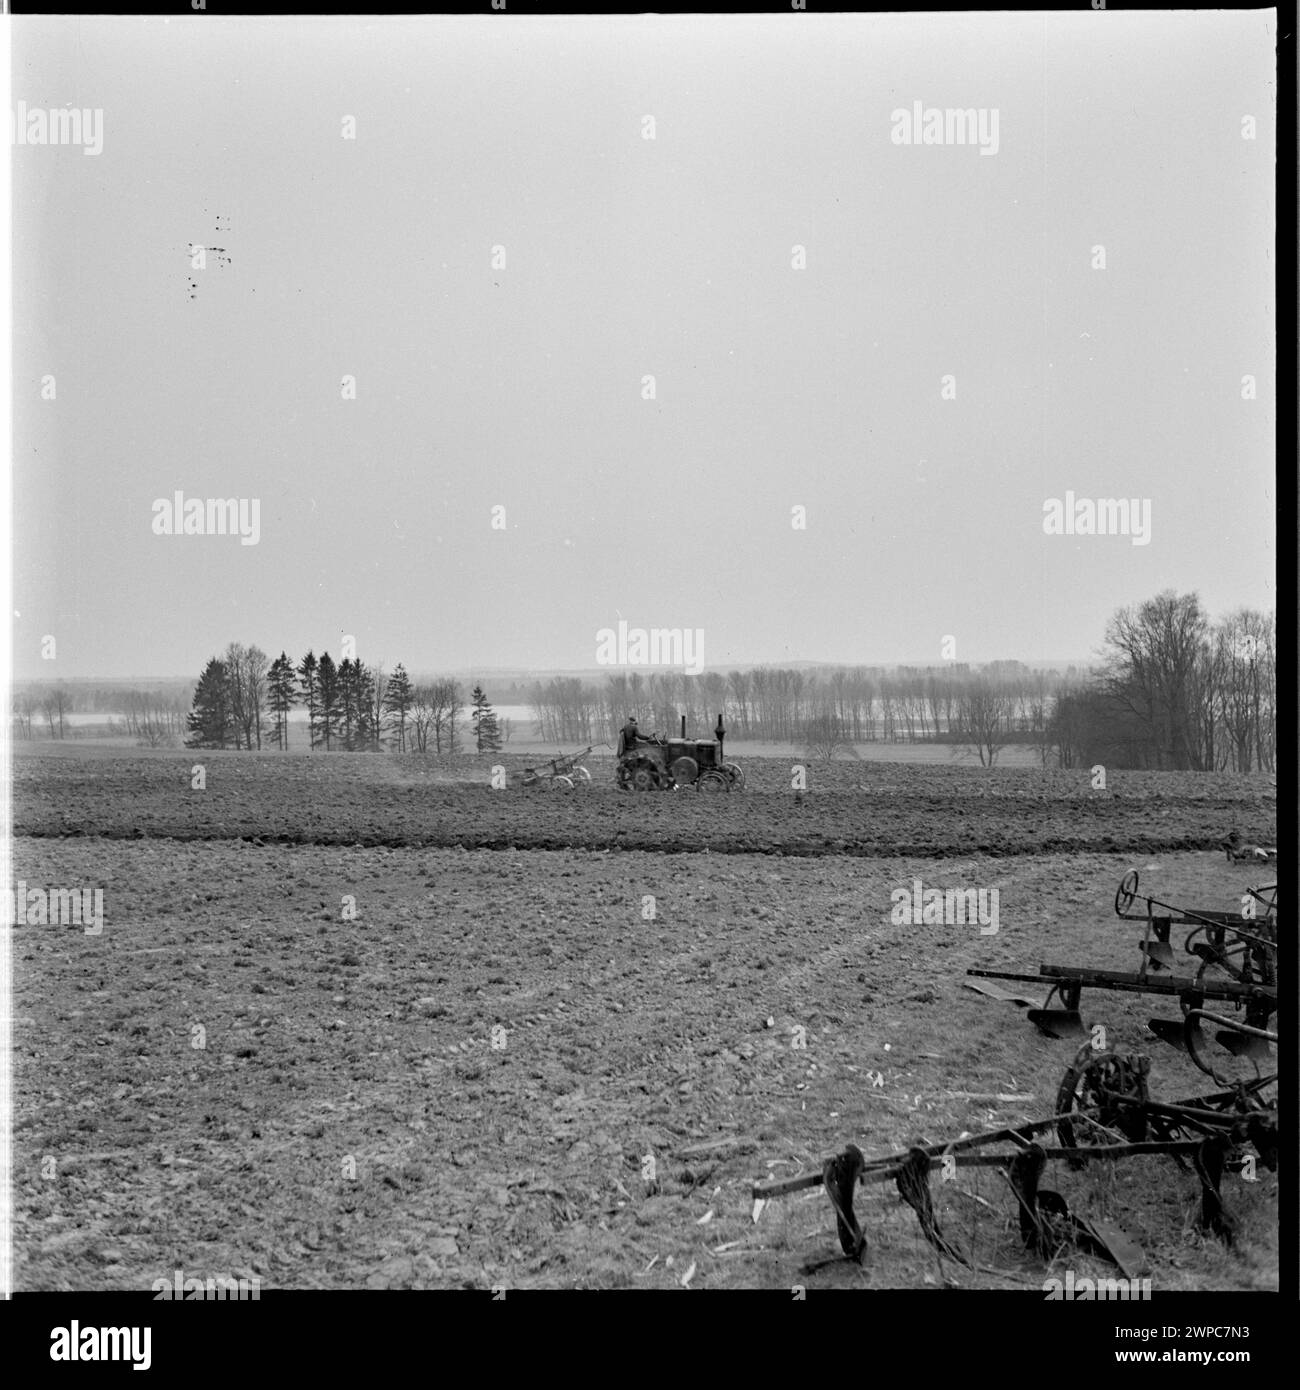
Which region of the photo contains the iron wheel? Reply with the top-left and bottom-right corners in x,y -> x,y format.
1055,1045 -> 1150,1164
631,764 -> 661,792
1115,870 -> 1140,916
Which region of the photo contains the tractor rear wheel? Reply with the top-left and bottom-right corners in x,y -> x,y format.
631,763 -> 662,792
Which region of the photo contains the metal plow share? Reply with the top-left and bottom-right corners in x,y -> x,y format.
753,1046 -> 1276,1281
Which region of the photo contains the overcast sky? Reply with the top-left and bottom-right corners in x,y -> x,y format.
10,11 -> 1276,680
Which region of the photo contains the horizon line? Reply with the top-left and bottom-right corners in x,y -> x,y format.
12,656 -> 1103,685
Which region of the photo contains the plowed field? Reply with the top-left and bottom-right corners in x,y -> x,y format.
10,746 -> 1278,1290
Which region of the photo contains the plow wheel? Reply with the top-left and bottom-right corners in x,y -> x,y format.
550,775 -> 574,791
572,766 -> 591,784
1182,956 -> 1277,1084
1056,1046 -> 1151,1165
1115,869 -> 1140,916
696,769 -> 730,793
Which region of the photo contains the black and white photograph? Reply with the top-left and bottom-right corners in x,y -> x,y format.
1,0 -> 1288,1357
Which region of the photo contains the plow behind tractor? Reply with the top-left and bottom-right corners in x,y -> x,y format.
507,747 -> 593,791
500,715 -> 747,793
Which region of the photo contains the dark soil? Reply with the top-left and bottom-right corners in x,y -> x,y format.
11,747 -> 1277,1291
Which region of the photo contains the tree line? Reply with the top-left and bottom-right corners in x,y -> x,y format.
1047,594 -> 1275,772
524,595 -> 1274,772
10,684 -> 190,744
184,642 -> 505,754
13,592 -> 1275,772
524,663 -> 1074,755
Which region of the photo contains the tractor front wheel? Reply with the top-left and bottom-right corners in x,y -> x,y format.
670,756 -> 699,787
697,770 -> 730,793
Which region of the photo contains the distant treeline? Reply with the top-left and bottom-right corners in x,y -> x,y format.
523,593 -> 1275,772
11,592 -> 1274,771
10,685 -> 191,745
525,662 -> 1062,755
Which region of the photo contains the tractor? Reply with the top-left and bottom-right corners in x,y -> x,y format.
616,714 -> 745,793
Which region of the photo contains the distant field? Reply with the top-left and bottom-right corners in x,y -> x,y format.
10,746 -> 1277,1291
10,744 -> 1276,858
24,716 -> 1049,765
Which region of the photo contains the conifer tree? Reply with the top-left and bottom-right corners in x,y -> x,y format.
354,661 -> 378,750
470,684 -> 502,753
317,652 -> 340,750
267,652 -> 297,749
185,658 -> 232,749
297,651 -> 321,749
338,657 -> 358,750
384,664 -> 414,751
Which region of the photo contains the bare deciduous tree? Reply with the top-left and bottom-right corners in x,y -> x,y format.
957,679 -> 1012,767
117,689 -> 184,747
429,678 -> 464,753
12,691 -> 36,739
369,664 -> 388,751
409,685 -> 434,754
802,708 -> 861,763
41,687 -> 71,739
1103,591 -> 1209,771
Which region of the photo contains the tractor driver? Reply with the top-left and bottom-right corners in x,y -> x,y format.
618,716 -> 652,756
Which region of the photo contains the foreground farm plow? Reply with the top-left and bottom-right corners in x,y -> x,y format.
966,871 -> 1278,1086
753,1045 -> 1277,1277
754,873 -> 1280,1277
